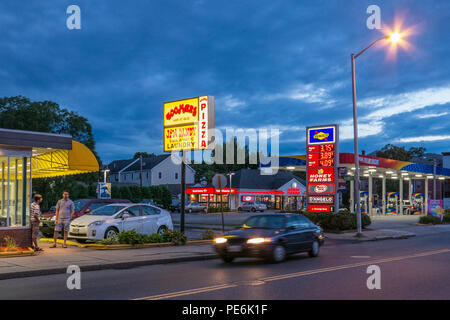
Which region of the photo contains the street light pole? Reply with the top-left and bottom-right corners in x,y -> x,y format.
351,53 -> 362,236
351,35 -> 391,236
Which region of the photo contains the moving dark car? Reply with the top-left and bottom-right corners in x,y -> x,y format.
39,198 -> 131,237
213,213 -> 324,263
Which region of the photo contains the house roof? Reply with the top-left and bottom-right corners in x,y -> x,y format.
107,154 -> 171,173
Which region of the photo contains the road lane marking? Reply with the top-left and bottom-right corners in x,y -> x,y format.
135,283 -> 238,300
261,249 -> 450,282
134,248 -> 450,300
351,256 -> 371,258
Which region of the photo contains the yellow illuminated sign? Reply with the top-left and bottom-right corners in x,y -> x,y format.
163,96 -> 214,152
164,98 -> 199,127
164,125 -> 198,152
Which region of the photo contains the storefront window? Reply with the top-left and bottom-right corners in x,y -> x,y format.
0,156 -> 30,227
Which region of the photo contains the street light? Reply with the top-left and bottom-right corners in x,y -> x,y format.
351,31 -> 404,236
227,172 -> 235,209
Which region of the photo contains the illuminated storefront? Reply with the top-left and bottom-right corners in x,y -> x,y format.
0,128 -> 99,247
186,169 -> 306,211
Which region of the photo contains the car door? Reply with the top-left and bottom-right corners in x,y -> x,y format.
283,216 -> 305,252
297,215 -> 316,250
141,205 -> 161,235
120,205 -> 143,233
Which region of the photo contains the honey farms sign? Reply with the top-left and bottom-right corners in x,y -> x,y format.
163,96 -> 215,152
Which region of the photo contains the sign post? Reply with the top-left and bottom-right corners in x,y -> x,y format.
163,96 -> 215,234
212,174 -> 227,233
306,125 -> 339,213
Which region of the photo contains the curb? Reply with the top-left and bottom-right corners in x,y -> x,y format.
40,238 -> 213,250
325,233 -> 416,242
0,253 -> 219,280
0,248 -> 35,258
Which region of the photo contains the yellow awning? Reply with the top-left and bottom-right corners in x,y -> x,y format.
31,140 -> 99,178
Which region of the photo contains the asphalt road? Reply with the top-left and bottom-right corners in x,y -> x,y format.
1,231 -> 450,300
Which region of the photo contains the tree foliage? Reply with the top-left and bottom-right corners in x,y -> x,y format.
374,144 -> 426,161
0,96 -> 96,152
133,152 -> 156,159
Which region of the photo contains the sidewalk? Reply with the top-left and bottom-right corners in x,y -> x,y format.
0,241 -> 216,280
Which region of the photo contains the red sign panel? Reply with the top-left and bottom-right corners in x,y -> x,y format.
308,168 -> 335,183
308,184 -> 335,195
308,205 -> 333,213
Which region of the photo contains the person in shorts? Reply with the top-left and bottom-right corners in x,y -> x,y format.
30,194 -> 44,251
51,191 -> 75,248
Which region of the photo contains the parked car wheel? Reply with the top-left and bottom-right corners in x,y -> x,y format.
251,207 -> 256,212
221,256 -> 235,263
238,207 -> 242,212
308,240 -> 320,258
188,208 -> 192,213
104,227 -> 119,239
157,226 -> 168,236
76,239 -> 87,244
271,244 -> 286,263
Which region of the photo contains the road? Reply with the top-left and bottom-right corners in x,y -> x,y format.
1,231 -> 449,300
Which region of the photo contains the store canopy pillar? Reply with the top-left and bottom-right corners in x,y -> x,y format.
425,178 -> 429,214
350,179 -> 354,213
382,176 -> 386,215
368,174 -> 373,216
399,176 -> 404,215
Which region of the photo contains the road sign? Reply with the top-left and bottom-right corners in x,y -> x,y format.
212,174 -> 227,189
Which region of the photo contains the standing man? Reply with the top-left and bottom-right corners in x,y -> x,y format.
51,191 -> 75,248
30,194 -> 44,251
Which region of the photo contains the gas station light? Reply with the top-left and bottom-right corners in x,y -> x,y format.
286,166 -> 295,170
415,174 -> 423,177
386,171 -> 394,174
438,177 -> 445,180
401,172 -> 409,176
427,175 -> 434,179
378,175 -> 384,178
368,169 -> 377,172
388,32 -> 402,44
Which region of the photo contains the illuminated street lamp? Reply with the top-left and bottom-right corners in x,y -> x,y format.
351,31 -> 403,236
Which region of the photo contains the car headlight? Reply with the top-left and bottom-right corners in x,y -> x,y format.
247,237 -> 272,244
214,237 -> 227,244
88,221 -> 104,227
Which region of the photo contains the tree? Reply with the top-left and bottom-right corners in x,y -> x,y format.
374,144 -> 427,162
0,96 -> 96,152
133,152 -> 156,159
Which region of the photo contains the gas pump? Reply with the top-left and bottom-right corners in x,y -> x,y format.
386,192 -> 399,215
360,191 -> 368,215
411,193 -> 424,215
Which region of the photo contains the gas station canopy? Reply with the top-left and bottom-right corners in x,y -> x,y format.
261,153 -> 450,180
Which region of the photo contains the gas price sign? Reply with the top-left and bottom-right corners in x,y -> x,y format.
306,125 -> 339,213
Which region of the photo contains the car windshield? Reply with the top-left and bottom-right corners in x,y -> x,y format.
88,205 -> 125,216
73,200 -> 90,212
242,215 -> 285,229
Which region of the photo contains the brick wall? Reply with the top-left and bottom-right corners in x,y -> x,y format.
0,228 -> 32,247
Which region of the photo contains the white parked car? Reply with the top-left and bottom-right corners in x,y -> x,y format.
69,203 -> 173,242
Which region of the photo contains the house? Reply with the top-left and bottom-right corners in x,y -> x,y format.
106,154 -> 195,190
186,168 -> 306,210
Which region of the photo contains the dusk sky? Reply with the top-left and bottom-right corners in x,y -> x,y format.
1,1 -> 449,163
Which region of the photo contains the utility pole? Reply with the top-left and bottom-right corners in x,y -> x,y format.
180,151 -> 186,233
140,156 -> 143,188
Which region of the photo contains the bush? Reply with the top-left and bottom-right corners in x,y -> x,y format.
202,229 -> 215,240
99,236 -> 119,245
114,229 -> 187,246
161,230 -> 187,245
419,215 -> 443,225
442,214 -> 450,224
303,212 -> 371,231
